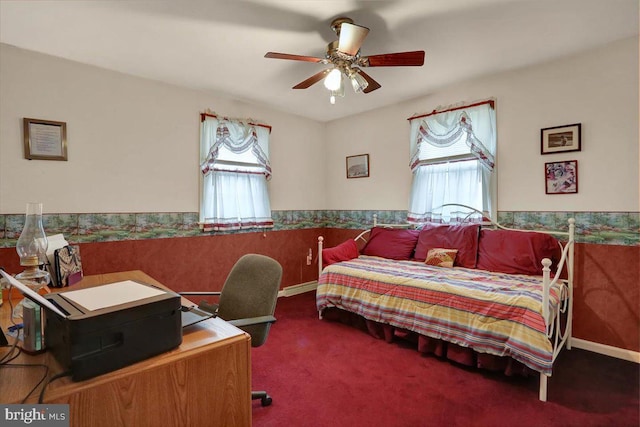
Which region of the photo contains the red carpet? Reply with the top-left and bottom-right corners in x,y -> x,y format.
251,291 -> 639,427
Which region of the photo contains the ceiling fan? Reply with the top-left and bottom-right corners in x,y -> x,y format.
264,17 -> 425,103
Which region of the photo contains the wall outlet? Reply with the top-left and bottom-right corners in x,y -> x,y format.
306,248 -> 312,265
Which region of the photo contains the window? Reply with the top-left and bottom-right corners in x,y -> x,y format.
199,114 -> 273,232
408,101 -> 496,223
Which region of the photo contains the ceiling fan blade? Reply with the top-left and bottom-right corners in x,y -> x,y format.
265,52 -> 325,63
356,70 -> 381,94
361,51 -> 425,67
338,23 -> 370,56
292,69 -> 331,89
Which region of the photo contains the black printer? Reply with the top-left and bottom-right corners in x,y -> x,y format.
42,280 -> 182,381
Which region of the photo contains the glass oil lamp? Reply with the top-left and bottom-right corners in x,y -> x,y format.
13,203 -> 50,329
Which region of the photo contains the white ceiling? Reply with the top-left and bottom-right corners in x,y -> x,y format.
0,0 -> 638,122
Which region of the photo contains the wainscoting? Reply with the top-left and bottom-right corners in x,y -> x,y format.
0,209 -> 637,354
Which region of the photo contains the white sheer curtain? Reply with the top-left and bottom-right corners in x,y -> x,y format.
409,160 -> 483,222
408,101 -> 496,223
200,115 -> 273,232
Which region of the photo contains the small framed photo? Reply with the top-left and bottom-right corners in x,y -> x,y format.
346,154 -> 370,179
23,117 -> 68,161
541,123 -> 581,155
545,160 -> 578,194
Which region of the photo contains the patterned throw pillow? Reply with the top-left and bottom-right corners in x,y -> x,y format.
425,248 -> 458,268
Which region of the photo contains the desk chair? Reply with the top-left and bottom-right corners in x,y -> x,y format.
181,254 -> 282,406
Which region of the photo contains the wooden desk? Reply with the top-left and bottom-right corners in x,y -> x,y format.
1,271 -> 252,427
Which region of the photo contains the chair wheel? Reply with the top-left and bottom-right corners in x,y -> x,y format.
261,396 -> 272,407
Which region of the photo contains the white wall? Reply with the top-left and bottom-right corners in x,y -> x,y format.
325,37 -> 639,212
2,37 -> 637,215
325,105 -> 413,210
0,43 -> 326,214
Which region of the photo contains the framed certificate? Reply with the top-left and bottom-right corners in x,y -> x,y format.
23,117 -> 68,161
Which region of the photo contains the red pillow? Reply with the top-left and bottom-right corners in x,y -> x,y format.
476,229 -> 561,276
322,239 -> 359,266
413,224 -> 480,268
361,227 -> 420,260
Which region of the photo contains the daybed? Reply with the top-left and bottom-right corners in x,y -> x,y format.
316,214 -> 575,401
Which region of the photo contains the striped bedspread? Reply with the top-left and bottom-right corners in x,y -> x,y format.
316,256 -> 563,375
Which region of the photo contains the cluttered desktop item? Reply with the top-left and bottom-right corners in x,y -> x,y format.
53,245 -> 83,287
1,270 -> 183,381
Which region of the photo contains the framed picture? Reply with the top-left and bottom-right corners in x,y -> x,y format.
541,123 -> 581,155
23,117 -> 68,161
545,160 -> 578,194
346,154 -> 369,179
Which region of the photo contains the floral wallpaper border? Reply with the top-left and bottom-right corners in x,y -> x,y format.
0,210 -> 638,248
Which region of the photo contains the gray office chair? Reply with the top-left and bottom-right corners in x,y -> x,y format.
181,254 -> 282,407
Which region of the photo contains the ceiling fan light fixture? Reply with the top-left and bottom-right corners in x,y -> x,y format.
350,71 -> 369,93
323,68 -> 342,91
265,17 -> 424,98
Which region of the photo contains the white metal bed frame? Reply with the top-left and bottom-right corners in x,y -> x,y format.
317,209 -> 575,402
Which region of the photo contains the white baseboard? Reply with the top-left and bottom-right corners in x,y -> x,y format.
278,281 -> 318,298
571,338 -> 640,363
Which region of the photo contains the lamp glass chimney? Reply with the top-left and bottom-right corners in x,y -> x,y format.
16,202 -> 48,267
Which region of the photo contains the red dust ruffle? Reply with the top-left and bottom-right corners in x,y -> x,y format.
321,307 -> 534,377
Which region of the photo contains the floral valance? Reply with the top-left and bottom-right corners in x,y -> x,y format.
409,102 -> 495,172
200,115 -> 272,179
